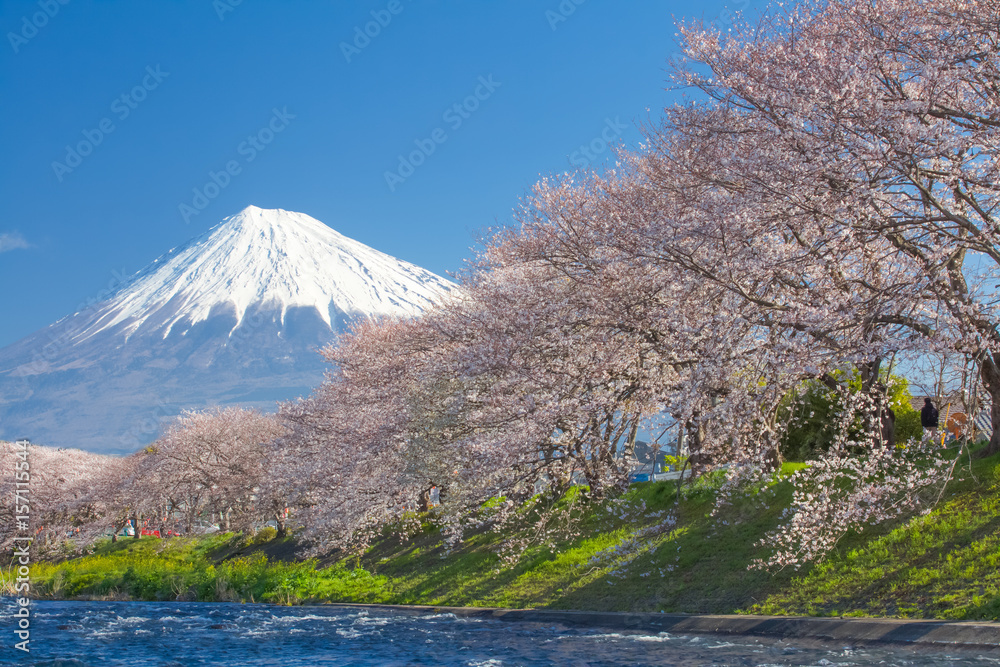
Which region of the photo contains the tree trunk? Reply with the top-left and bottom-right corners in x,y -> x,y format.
980,352 -> 1000,457
761,409 -> 783,472
686,416 -> 712,480
418,486 -> 433,513
622,419 -> 639,462
879,405 -> 896,449
857,358 -> 882,396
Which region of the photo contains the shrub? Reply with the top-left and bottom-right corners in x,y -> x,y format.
895,408 -> 922,444
250,526 -> 278,545
779,371 -> 919,461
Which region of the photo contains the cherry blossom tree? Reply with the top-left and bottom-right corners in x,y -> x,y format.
274,316 -> 463,553
127,407 -> 287,534
0,409 -> 288,555
667,0 -> 1000,454
0,441 -> 118,555
585,0 -> 995,566
278,222 -> 716,552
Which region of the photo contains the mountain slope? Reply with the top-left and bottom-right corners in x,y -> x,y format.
0,206 -> 456,454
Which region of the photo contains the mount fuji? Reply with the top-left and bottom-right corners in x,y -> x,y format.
0,206 -> 456,454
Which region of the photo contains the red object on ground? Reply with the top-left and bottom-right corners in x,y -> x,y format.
140,529 -> 161,538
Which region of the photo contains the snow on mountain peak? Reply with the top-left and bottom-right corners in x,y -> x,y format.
74,207 -> 456,342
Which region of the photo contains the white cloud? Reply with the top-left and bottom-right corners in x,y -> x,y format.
0,232 -> 30,253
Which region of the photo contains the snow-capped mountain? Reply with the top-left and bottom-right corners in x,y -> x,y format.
0,206 -> 456,454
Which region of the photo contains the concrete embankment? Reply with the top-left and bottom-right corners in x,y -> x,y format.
331,603 -> 1000,650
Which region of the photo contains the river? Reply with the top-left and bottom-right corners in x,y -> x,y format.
0,600 -> 996,666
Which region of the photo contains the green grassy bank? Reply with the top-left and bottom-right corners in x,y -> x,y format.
21,449 -> 1000,620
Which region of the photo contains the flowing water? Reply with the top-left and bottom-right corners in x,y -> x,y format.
0,600 -> 997,666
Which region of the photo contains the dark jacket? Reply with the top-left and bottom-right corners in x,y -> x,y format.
921,401 -> 939,428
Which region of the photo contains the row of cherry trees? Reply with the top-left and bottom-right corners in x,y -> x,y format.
0,408 -> 287,555
273,0 -> 995,563
0,441 -> 113,554
8,0 -> 996,568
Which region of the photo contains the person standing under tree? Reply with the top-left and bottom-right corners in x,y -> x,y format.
921,398 -> 939,441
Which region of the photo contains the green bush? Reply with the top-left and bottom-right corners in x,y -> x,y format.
62,572 -> 104,597
249,526 -> 278,545
779,380 -> 842,461
28,534 -> 395,605
779,371 -> 920,461
896,408 -> 922,444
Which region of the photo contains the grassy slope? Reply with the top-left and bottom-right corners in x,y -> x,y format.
751,450 -> 1000,620
24,450 -> 1000,620
27,533 -> 394,606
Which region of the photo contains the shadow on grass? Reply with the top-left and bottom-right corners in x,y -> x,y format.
358,478 -> 806,614
553,484 -> 803,614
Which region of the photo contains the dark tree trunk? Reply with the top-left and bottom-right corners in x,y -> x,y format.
858,358 -> 882,396
979,352 -> 1000,457
879,406 -> 896,449
274,513 -> 287,539
622,419 -> 639,462
861,358 -> 897,449
761,409 -> 783,472
418,486 -> 433,513
762,444 -> 782,471
685,416 -> 712,480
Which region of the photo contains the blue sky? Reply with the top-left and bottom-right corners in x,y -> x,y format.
0,0 -> 761,349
